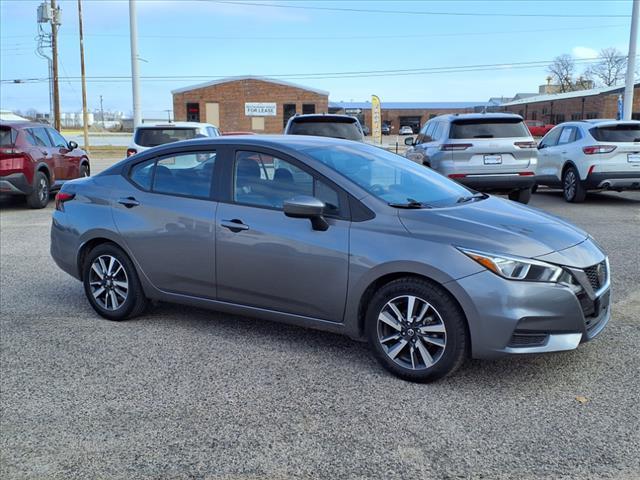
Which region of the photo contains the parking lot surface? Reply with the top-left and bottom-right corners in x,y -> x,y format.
1,158 -> 639,479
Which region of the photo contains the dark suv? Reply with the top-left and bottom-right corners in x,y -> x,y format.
0,121 -> 90,208
284,114 -> 364,141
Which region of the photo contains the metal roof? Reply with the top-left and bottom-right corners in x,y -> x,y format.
329,101 -> 487,110
171,76 -> 330,96
501,83 -> 636,106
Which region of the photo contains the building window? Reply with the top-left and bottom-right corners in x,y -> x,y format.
530,111 -> 537,120
251,117 -> 265,131
186,103 -> 200,122
283,103 -> 296,127
302,104 -> 316,115
571,113 -> 582,120
586,112 -> 598,119
554,114 -> 565,124
542,108 -> 548,115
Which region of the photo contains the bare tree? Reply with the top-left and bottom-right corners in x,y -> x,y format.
586,48 -> 628,87
548,54 -> 576,92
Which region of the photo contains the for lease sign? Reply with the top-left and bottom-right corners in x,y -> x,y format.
245,103 -> 277,116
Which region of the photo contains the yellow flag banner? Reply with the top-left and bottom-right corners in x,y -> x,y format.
371,95 -> 382,144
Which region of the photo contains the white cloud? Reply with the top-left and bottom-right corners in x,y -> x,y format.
572,46 -> 599,59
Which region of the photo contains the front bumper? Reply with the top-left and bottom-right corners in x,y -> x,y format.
0,173 -> 32,195
446,267 -> 610,359
584,172 -> 640,190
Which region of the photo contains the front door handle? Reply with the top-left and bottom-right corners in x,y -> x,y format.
118,196 -> 140,208
221,219 -> 249,232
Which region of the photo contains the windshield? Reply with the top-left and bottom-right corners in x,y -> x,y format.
302,143 -> 473,207
289,120 -> 362,141
590,124 -> 640,142
134,127 -> 198,147
450,118 -> 529,139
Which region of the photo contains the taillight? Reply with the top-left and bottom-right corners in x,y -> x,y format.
514,141 -> 537,149
55,192 -> 75,211
582,145 -> 616,155
126,148 -> 137,157
0,149 -> 27,170
440,143 -> 472,151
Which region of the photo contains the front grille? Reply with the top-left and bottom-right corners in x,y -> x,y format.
508,332 -> 548,347
583,261 -> 607,291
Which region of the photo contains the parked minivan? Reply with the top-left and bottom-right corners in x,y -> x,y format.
405,113 -> 537,203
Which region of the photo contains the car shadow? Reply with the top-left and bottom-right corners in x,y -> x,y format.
534,189 -> 640,204
0,195 -> 55,211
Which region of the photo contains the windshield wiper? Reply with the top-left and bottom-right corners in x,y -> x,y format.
456,192 -> 488,204
388,198 -> 433,209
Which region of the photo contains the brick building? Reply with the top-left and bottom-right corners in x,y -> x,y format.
500,83 -> 640,123
172,76 -> 329,134
328,101 -> 486,133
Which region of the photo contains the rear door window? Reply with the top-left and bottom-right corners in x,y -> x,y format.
449,118 -> 529,139
590,124 -> 640,142
134,128 -> 198,147
29,127 -> 54,147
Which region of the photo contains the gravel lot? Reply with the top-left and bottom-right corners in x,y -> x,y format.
1,157 -> 639,479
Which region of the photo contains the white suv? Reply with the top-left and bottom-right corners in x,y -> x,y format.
536,120 -> 640,202
127,122 -> 220,157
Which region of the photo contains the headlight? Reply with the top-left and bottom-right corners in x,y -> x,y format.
459,248 -> 564,282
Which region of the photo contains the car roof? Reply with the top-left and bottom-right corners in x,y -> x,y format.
579,119 -> 640,127
0,120 -> 52,129
434,112 -> 524,122
135,121 -> 213,129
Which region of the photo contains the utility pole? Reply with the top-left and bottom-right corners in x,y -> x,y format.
129,0 -> 142,127
624,0 -> 639,120
77,0 -> 89,149
50,0 -> 61,130
100,95 -> 105,127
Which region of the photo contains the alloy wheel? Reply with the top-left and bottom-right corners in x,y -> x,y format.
38,177 -> 48,203
377,295 -> 447,370
88,255 -> 129,310
564,170 -> 576,200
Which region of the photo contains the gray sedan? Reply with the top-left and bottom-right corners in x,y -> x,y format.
50,136 -> 610,382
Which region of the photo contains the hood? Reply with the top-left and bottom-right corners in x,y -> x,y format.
398,196 -> 588,258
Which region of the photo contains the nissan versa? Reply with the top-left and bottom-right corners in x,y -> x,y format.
50,136 -> 610,382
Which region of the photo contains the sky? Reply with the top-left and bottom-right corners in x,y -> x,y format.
0,0 -> 633,118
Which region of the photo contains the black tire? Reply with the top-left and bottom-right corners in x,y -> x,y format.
82,243 -> 148,321
508,187 -> 532,204
79,162 -> 90,177
531,183 -> 538,194
562,166 -> 587,203
365,277 -> 468,383
26,171 -> 50,209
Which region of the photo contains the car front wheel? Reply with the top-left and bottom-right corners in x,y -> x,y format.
83,243 -> 148,321
366,278 -> 467,382
563,166 -> 587,203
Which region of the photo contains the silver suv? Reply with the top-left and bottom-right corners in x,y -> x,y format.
405,113 -> 537,203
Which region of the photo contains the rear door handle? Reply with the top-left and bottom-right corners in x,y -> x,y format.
221,219 -> 249,232
118,196 -> 140,208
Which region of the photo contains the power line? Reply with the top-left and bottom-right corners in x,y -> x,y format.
213,0 -> 630,18
1,57 -> 612,84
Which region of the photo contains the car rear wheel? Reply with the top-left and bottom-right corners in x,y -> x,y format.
563,166 -> 586,203
366,277 -> 467,382
83,243 -> 148,321
508,187 -> 532,204
26,171 -> 49,209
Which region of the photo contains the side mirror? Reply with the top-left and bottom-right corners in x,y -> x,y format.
404,137 -> 415,146
284,195 -> 329,231
68,140 -> 78,150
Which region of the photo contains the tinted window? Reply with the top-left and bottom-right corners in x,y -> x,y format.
47,128 -> 68,148
130,158 -> 154,190
288,119 -> 362,141
233,151 -> 341,214
0,126 -> 16,146
302,143 -> 471,208
134,128 -> 198,147
449,118 -> 529,139
590,124 -> 640,142
153,152 -> 215,198
29,127 -> 53,147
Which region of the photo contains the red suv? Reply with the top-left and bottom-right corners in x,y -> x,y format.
0,121 -> 90,208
